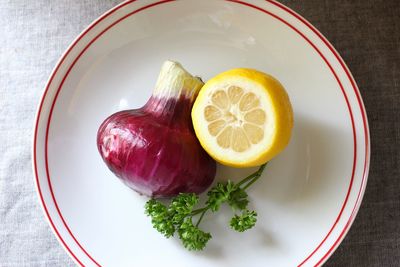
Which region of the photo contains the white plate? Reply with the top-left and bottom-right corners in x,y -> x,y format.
33,1 -> 370,266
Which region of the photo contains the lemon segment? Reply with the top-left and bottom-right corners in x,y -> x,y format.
192,68 -> 293,168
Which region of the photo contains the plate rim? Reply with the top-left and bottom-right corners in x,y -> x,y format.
32,0 -> 371,266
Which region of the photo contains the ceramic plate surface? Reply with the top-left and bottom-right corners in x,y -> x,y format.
33,0 -> 370,266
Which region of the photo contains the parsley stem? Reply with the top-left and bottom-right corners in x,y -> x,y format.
236,163 -> 268,188
196,209 -> 208,227
242,172 -> 262,190
191,207 -> 208,216
242,163 -> 267,190
235,173 -> 257,188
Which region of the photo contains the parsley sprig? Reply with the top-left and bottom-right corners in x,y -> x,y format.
144,163 -> 267,251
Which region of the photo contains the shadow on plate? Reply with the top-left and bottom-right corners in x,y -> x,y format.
189,114 -> 351,258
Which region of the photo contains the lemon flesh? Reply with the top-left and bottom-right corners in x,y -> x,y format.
192,68 -> 293,168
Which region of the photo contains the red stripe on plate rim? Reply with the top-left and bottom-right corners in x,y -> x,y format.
265,1 -> 370,266
32,0 -> 370,266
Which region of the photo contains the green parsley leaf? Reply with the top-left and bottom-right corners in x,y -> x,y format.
230,210 -> 257,232
206,181 -> 234,211
227,186 -> 249,210
145,199 -> 175,238
169,193 -> 199,224
178,218 -> 211,251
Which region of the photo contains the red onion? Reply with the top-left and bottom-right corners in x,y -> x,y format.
97,61 -> 216,197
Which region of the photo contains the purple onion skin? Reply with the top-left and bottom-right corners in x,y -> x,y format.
97,95 -> 216,198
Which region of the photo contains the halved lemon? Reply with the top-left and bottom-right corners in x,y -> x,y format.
192,68 -> 293,168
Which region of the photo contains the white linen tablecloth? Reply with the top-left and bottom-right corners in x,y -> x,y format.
1,1 -> 120,266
